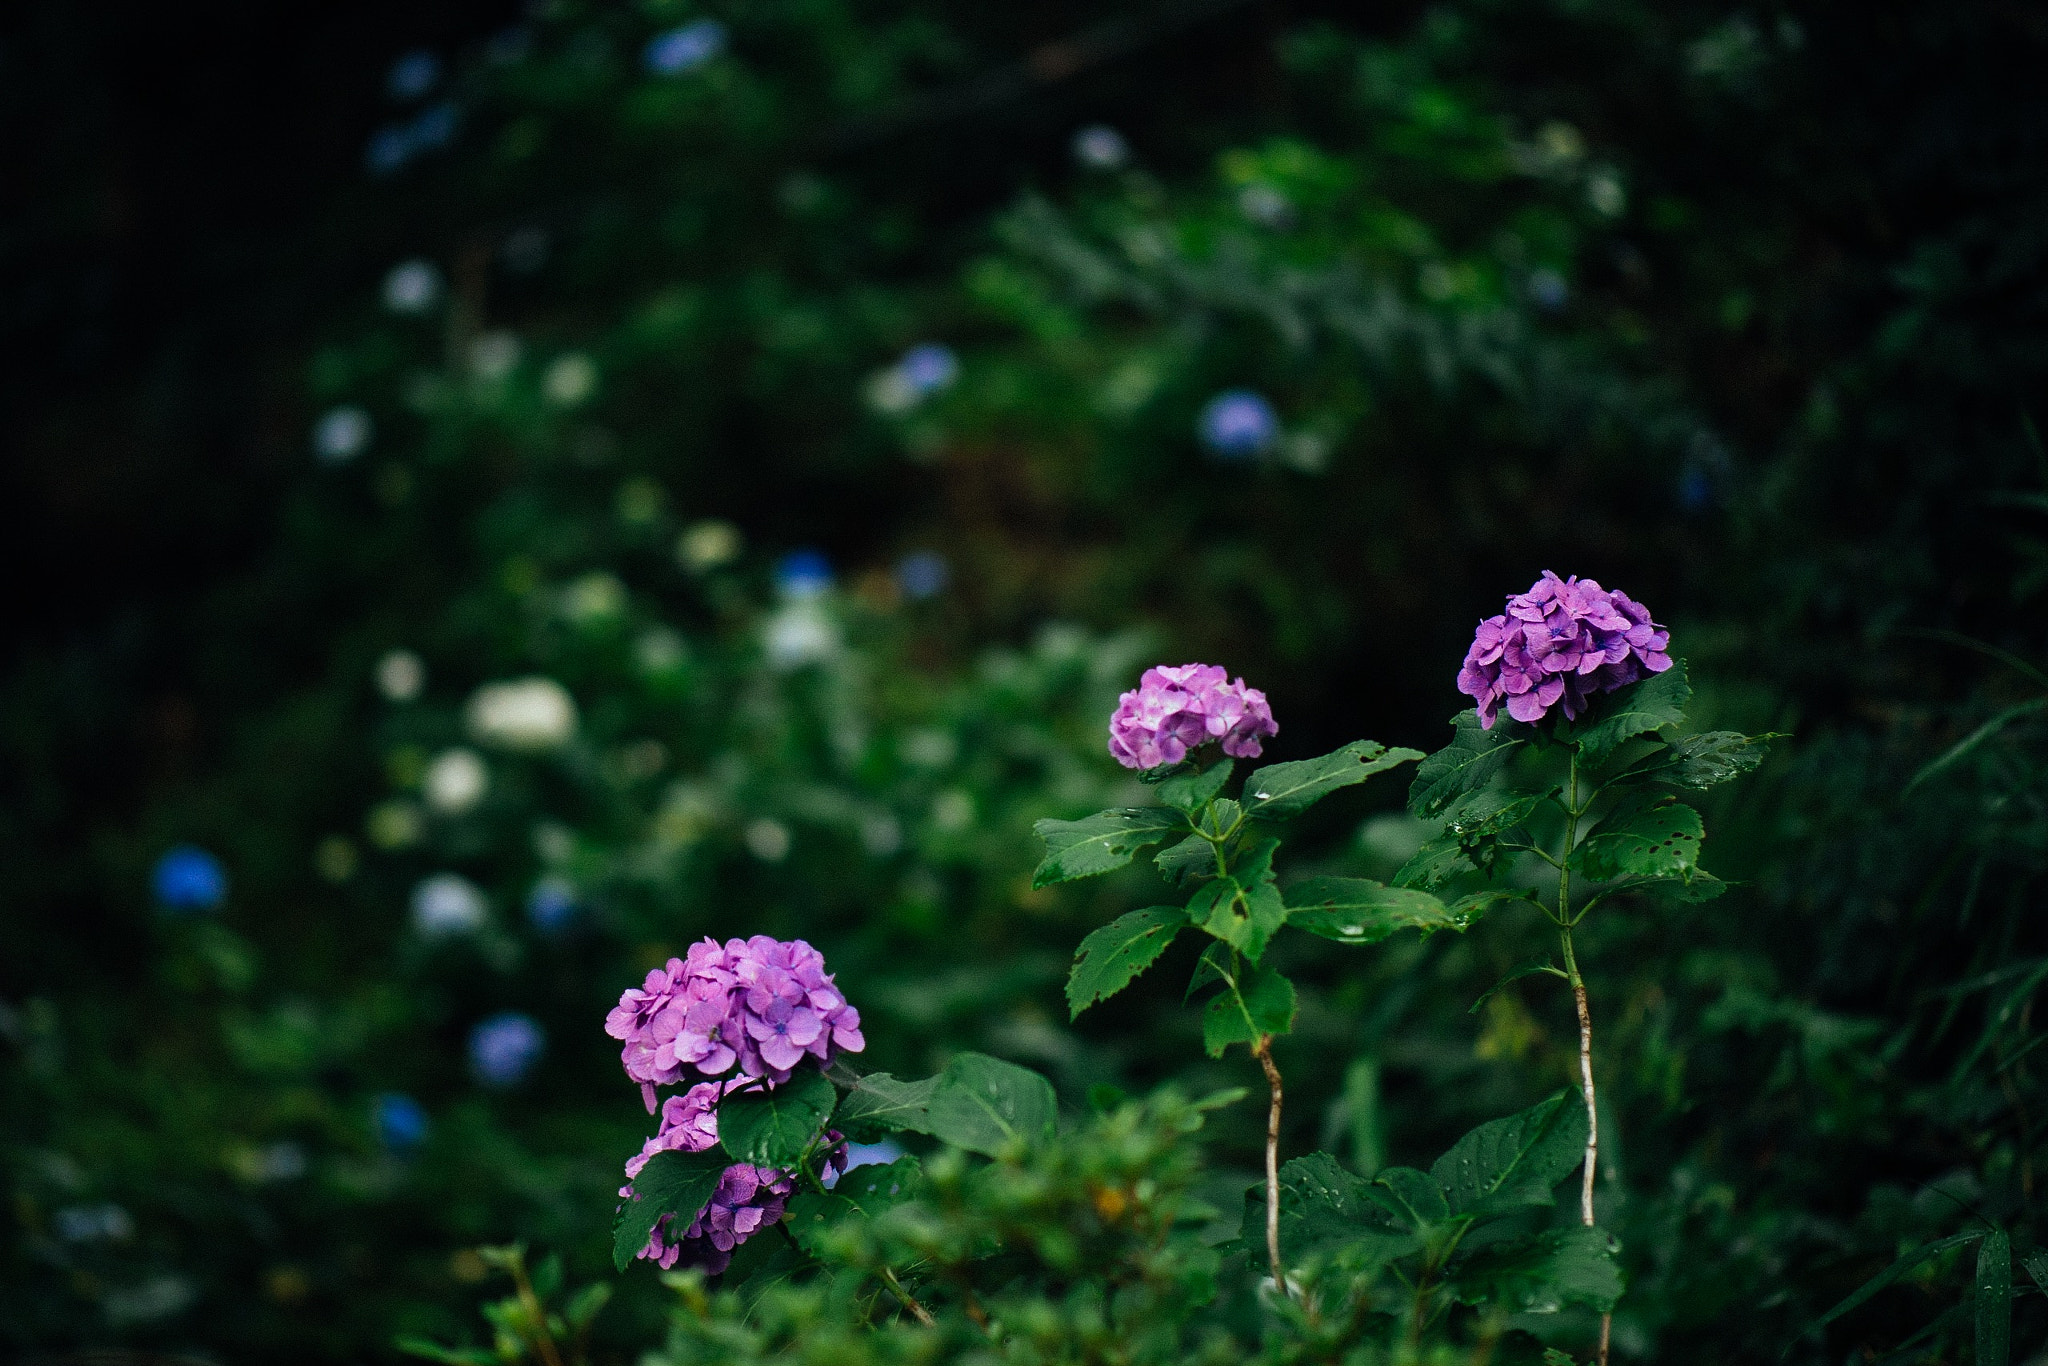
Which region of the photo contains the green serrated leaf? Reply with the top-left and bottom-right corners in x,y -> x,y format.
1446,887 -> 1539,925
1408,712 -> 1527,817
1665,730 -> 1774,788
1157,759 -> 1234,812
1367,1166 -> 1451,1231
1393,833 -> 1475,889
612,1148 -> 728,1272
834,1072 -> 938,1138
1284,876 -> 1463,944
1154,833 -> 1217,887
1451,1224 -> 1623,1313
1031,808 -> 1188,887
1189,837 -> 1287,962
1430,1090 -> 1589,1218
1574,796 -> 1703,881
924,1052 -> 1057,1155
1568,662 -> 1691,764
1200,962 -> 1297,1057
719,1069 -> 837,1168
1067,906 -> 1189,1018
1242,741 -> 1423,821
1245,1152 -> 1420,1270
1978,1227 -> 2012,1366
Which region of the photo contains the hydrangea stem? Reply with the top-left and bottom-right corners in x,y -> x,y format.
1251,1034 -> 1287,1299
1558,753 -> 1609,1366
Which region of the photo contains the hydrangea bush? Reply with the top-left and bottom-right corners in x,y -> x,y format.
408,576 -> 1787,1366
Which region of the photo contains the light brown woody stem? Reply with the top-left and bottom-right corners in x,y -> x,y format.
1252,1034 -> 1287,1299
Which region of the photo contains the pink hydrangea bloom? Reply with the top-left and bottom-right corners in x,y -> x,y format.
1107,663 -> 1278,770
605,936 -> 864,1108
623,1083 -> 721,1179
1457,571 -> 1673,730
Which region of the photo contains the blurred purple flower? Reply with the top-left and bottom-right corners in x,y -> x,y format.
1457,571 -> 1673,729
645,20 -> 726,76
1107,664 -> 1277,770
469,1012 -> 545,1087
1197,390 -> 1279,459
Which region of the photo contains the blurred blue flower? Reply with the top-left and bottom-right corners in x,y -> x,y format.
313,406 -> 372,464
152,845 -> 227,913
387,50 -> 442,101
526,876 -> 577,934
898,343 -> 959,398
645,20 -> 726,76
365,125 -> 414,175
895,551 -> 949,601
383,259 -> 443,314
470,1013 -> 545,1087
775,548 -> 834,598
1528,268 -> 1570,312
1197,389 -> 1280,460
1072,124 -> 1130,170
371,1093 -> 429,1152
410,102 -> 458,152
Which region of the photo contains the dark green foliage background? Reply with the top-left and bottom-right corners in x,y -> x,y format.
4,0 -> 2046,1360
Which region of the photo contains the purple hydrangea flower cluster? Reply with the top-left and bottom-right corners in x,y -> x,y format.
609,936 -> 863,1273
1108,664 -> 1278,770
606,936 -> 865,1110
1457,571 -> 1673,729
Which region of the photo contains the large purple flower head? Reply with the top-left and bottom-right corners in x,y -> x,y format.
604,936 -> 864,1108
1457,572 -> 1673,730
1107,663 -> 1278,770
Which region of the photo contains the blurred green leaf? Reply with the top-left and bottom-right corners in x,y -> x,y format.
1450,1225 -> 1623,1312
1977,1227 -> 2011,1366
923,1053 -> 1058,1155
1429,1090 -> 1587,1218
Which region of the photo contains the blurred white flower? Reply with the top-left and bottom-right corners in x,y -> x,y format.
466,677 -> 578,750
1072,124 -> 1130,169
542,353 -> 598,406
313,406 -> 373,464
1587,169 -> 1627,218
676,519 -> 742,571
469,331 -> 522,382
744,817 -> 791,862
1238,183 -> 1293,228
412,873 -> 488,937
54,1203 -> 134,1243
423,748 -> 488,815
859,812 -> 903,857
375,649 -> 425,702
930,789 -> 975,832
560,572 -> 626,625
764,600 -> 840,669
382,259 -> 443,314
636,627 -> 686,674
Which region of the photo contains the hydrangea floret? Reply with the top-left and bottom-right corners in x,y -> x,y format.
1107,663 -> 1278,770
1456,571 -> 1672,729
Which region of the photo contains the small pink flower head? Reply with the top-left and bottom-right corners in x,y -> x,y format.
1107,663 -> 1277,770
1457,571 -> 1673,729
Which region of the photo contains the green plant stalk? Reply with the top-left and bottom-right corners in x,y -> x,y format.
1252,1032 -> 1287,1298
508,1254 -> 567,1366
1556,752 -> 1609,1366
1200,794 -> 1286,1300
